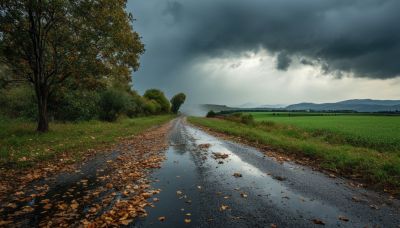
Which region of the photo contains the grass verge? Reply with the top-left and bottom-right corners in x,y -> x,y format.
0,115 -> 174,168
188,117 -> 400,192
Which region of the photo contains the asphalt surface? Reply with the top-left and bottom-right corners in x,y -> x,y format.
134,117 -> 400,228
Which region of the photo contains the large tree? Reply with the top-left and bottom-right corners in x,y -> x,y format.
0,0 -> 144,132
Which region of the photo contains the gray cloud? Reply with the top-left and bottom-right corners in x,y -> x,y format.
127,0 -> 400,106
276,52 -> 292,71
131,0 -> 400,80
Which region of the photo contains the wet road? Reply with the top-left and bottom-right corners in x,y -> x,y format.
134,117 -> 400,227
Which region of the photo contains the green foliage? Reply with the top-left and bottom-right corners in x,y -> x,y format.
52,90 -> 100,121
224,113 -> 255,125
0,85 -> 37,120
99,89 -> 130,122
189,116 -> 400,190
206,110 -> 217,118
143,89 -> 171,113
170,93 -> 186,114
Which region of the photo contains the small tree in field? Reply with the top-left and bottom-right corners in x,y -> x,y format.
170,93 -> 186,114
0,0 -> 144,132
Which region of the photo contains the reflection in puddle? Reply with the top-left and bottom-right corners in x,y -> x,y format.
185,126 -> 355,227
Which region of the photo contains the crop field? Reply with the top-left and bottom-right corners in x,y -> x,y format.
251,112 -> 400,153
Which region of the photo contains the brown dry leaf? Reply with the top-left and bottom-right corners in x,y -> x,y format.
40,199 -> 50,204
271,224 -> 277,228
184,218 -> 191,223
0,220 -> 13,226
338,216 -> 349,222
70,200 -> 79,210
106,183 -> 113,189
120,219 -> 133,225
233,173 -> 242,178
158,216 -> 166,222
6,203 -> 17,209
142,192 -> 152,199
43,203 -> 52,210
312,219 -> 325,225
220,204 -> 230,211
22,206 -> 34,213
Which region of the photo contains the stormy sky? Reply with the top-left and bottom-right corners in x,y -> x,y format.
127,0 -> 400,106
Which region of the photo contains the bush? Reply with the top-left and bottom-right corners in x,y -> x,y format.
52,90 -> 100,121
143,89 -> 170,113
99,89 -> 129,122
223,112 -> 255,125
0,85 -> 37,120
240,113 -> 255,125
206,110 -> 217,118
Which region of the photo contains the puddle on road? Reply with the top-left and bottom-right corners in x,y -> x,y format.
133,144 -> 201,227
185,126 -> 358,227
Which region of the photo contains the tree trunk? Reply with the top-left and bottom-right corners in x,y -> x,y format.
36,90 -> 49,132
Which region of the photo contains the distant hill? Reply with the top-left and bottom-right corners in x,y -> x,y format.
286,99 -> 400,112
201,104 -> 237,112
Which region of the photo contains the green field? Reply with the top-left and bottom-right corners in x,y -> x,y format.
0,115 -> 174,168
251,112 -> 400,153
189,115 -> 400,191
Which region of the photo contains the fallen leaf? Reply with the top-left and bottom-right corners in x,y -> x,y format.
312,219 -> 325,225
176,190 -> 183,195
184,219 -> 191,223
106,183 -> 113,189
186,213 -> 191,216
120,219 -> 133,225
70,200 -> 79,210
220,204 -> 230,211
271,224 -> 277,228
43,203 -> 52,210
338,216 -> 349,222
240,192 -> 248,198
6,203 -> 17,209
370,204 -> 379,210
0,220 -> 13,226
158,216 -> 166,222
233,173 -> 242,178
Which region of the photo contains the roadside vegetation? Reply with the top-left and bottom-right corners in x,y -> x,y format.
0,1 -> 188,169
189,113 -> 400,191
0,115 -> 174,168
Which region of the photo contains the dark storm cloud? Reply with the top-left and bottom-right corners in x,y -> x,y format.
276,52 -> 292,71
132,0 -> 400,78
129,0 -> 400,92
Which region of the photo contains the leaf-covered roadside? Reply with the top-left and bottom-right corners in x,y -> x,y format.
0,115 -> 173,168
0,121 -> 172,226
